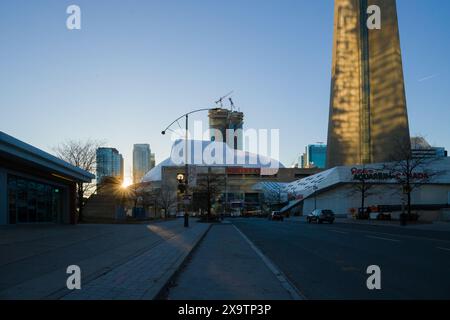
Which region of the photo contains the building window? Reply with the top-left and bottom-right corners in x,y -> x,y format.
7,175 -> 63,224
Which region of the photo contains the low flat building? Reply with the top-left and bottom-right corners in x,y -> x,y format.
411,137 -> 448,159
259,158 -> 450,221
0,132 -> 94,225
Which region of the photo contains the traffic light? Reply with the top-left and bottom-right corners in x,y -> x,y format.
178,182 -> 186,194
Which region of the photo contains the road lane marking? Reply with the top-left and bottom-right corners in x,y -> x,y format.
437,247 -> 450,252
366,235 -> 400,242
329,230 -> 349,235
327,226 -> 450,244
232,224 -> 305,300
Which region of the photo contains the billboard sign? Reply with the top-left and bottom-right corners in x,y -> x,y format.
226,167 -> 261,175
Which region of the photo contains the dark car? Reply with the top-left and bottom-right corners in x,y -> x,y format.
307,209 -> 335,224
269,211 -> 284,221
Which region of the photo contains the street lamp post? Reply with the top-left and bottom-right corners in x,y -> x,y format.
313,186 -> 319,210
161,108 -> 220,225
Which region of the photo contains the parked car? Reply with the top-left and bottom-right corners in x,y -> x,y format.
376,212 -> 392,220
307,209 -> 335,224
269,211 -> 284,221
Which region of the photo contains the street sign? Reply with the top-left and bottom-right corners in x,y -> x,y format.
182,195 -> 191,205
188,165 -> 197,188
226,167 -> 261,175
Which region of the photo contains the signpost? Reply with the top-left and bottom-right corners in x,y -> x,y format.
183,195 -> 192,205
188,165 -> 197,188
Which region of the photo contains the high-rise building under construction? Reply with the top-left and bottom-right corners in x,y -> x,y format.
208,108 -> 244,150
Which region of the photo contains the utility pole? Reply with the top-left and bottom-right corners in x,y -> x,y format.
184,114 -> 189,227
313,186 -> 318,210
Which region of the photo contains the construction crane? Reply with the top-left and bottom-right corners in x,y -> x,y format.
229,97 -> 235,111
215,91 -> 233,108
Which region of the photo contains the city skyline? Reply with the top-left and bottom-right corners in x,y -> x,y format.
1,0 -> 449,185
1,0 -> 450,305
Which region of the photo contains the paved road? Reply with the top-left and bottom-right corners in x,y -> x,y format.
232,218 -> 450,299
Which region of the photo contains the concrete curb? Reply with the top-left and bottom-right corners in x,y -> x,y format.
153,223 -> 213,300
233,224 -> 306,300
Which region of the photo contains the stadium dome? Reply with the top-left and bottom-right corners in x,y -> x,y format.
142,139 -> 285,182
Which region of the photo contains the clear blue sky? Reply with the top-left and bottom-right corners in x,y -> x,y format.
1,0 -> 449,183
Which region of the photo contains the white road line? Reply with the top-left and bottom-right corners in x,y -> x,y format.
437,247 -> 450,252
329,230 -> 349,235
331,227 -> 450,244
366,235 -> 400,242
232,225 -> 305,300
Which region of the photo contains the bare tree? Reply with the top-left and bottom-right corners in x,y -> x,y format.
141,184 -> 159,217
348,165 -> 376,218
157,184 -> 177,218
53,139 -> 104,222
193,169 -> 225,219
384,136 -> 442,222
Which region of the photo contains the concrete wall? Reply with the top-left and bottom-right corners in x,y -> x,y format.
303,183 -> 450,218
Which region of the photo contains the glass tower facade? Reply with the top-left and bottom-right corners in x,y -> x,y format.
133,144 -> 152,184
306,144 -> 327,169
96,147 -> 124,184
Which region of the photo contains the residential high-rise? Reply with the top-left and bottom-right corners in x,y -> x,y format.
133,144 -> 152,184
326,0 -> 411,168
96,147 -> 124,184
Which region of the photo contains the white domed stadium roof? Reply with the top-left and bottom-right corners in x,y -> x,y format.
142,139 -> 285,182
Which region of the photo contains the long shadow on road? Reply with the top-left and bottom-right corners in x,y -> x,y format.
231,218 -> 450,300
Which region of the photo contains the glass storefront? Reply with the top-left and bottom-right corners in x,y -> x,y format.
7,175 -> 63,224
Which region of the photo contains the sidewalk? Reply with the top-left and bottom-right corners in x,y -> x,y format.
62,221 -> 210,300
166,223 -> 298,300
0,219 -> 210,300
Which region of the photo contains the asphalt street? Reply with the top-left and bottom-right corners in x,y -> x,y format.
232,218 -> 450,299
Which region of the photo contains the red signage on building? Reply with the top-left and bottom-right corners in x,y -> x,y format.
226,167 -> 261,175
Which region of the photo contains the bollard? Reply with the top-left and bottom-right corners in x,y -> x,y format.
184,213 -> 189,227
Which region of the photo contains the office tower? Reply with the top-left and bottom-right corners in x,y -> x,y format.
305,144 -> 327,169
208,108 -> 244,150
326,0 -> 411,168
133,144 -> 152,184
96,147 -> 124,184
